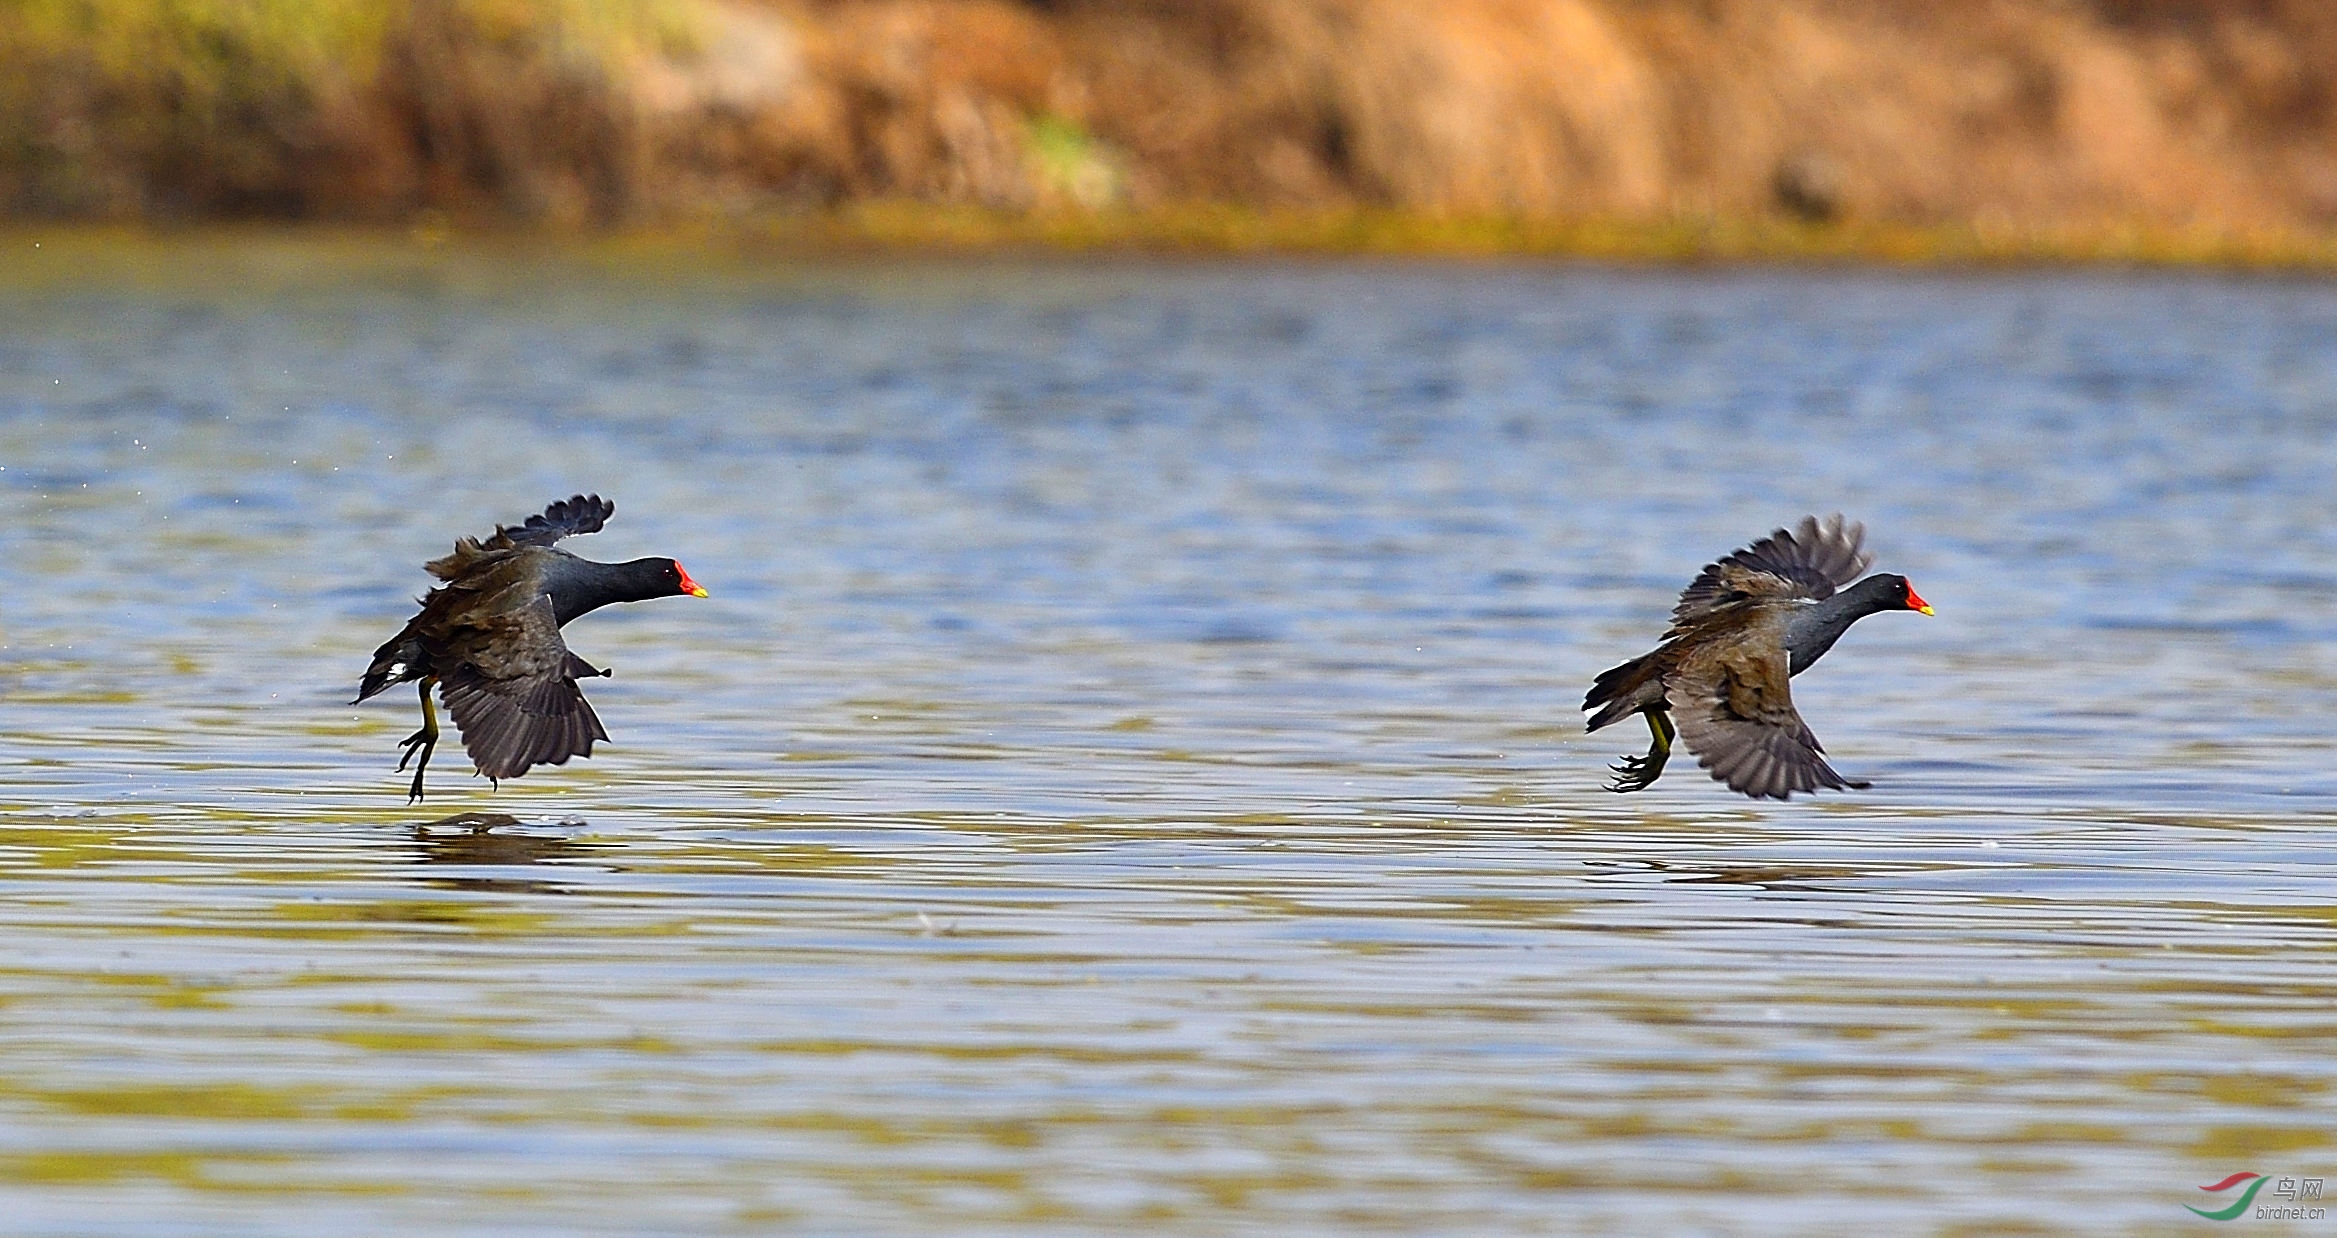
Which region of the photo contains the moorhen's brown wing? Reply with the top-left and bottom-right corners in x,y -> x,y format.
1669,642 -> 1866,800
431,591 -> 608,781
1668,513 -> 1872,631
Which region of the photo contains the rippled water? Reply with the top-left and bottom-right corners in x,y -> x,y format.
3,238 -> 2336,1234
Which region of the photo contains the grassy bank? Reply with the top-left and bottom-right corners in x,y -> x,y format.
10,0 -> 2337,249
13,211 -> 2337,282
760,204 -> 2337,268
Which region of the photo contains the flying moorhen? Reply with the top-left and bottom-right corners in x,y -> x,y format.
353,495 -> 707,800
1582,514 -> 1930,800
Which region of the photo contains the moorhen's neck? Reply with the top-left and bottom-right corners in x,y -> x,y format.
544,556 -> 675,625
1783,575 -> 1903,676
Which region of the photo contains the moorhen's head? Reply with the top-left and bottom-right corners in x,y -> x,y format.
662,560 -> 711,599
547,556 -> 709,625
1866,573 -> 1932,616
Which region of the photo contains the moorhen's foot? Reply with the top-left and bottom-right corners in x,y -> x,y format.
1606,749 -> 1670,794
398,729 -> 437,802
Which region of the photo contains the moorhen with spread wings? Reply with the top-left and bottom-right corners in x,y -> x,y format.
1583,514 -> 1930,800
353,495 -> 706,801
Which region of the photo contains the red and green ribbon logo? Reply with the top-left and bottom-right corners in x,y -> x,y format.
2188,1172 -> 2269,1220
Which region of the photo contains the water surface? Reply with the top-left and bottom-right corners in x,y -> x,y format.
2,240 -> 2335,1234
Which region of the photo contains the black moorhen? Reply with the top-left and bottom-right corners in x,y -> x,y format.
353,495 -> 707,800
1582,514 -> 1930,800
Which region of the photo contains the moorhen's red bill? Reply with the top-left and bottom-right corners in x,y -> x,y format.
1582,514 -> 1930,800
353,494 -> 707,800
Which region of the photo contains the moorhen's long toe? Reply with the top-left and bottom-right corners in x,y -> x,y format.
1605,708 -> 1676,794
1582,514 -> 1930,801
352,494 -> 707,801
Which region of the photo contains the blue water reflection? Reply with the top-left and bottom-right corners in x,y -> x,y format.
0,247 -> 2333,1233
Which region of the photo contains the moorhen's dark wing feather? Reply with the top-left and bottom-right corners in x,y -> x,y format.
492,495 -> 614,549
421,496 -> 615,582
433,593 -> 609,780
441,666 -> 609,779
1669,514 -> 1872,629
1669,645 -> 1866,800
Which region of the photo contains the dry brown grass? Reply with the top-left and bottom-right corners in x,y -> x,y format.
7,0 -> 2337,246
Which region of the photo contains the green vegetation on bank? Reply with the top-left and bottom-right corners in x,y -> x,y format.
765,205 -> 2337,268
0,0 -> 701,219
10,210 -> 2337,281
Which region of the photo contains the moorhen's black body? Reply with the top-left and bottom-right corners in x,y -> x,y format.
1582,515 -> 1930,800
353,495 -> 706,800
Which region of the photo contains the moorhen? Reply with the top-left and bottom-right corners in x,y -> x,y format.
353,495 -> 707,800
1582,514 -> 1930,800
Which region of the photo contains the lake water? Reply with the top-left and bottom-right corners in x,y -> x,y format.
2,237 -> 2335,1234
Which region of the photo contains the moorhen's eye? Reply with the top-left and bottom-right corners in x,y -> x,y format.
352,494 -> 702,802
1583,514 -> 1925,800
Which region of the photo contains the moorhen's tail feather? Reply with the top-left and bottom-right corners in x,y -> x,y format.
1670,514 -> 1872,627
492,495 -> 615,550
354,630 -> 427,703
1583,651 -> 1664,732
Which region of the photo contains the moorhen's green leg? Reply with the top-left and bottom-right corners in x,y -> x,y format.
1606,708 -> 1674,793
396,676 -> 440,802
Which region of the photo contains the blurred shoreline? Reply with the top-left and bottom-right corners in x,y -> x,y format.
9,0 -> 2337,266
10,211 -> 2337,274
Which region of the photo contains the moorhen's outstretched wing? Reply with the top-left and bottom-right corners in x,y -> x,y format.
433,593 -> 610,781
1668,514 -> 1871,630
490,494 -> 615,550
423,495 -> 615,582
1669,644 -> 1866,800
